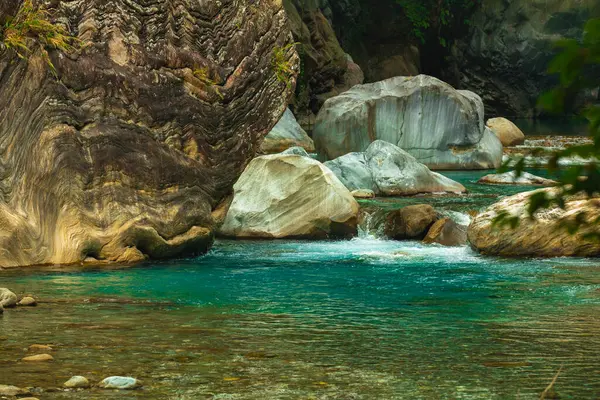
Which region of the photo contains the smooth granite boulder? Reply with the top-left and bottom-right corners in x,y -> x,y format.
0,1 -> 297,267
313,75 -> 503,170
487,118 -> 526,146
468,189 -> 600,257
220,154 -> 359,239
261,108 -> 315,154
478,171 -> 557,186
324,141 -> 466,196
325,152 -> 375,192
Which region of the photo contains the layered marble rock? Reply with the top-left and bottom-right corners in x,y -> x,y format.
260,108 -> 315,154
220,154 -> 359,239
0,0 -> 298,267
313,75 -> 503,170
486,118 -> 526,147
468,189 -> 600,257
478,172 -> 557,186
324,141 -> 466,196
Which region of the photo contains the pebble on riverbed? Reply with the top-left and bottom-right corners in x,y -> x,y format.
64,376 -> 90,389
29,344 -> 53,351
18,296 -> 37,306
22,354 -> 54,362
98,376 -> 142,390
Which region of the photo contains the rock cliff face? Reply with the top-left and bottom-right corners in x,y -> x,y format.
446,0 -> 599,117
0,0 -> 298,267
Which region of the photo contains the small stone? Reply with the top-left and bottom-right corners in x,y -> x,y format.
98,376 -> 141,390
22,354 -> 54,362
0,384 -> 30,396
0,288 -> 17,308
18,296 -> 37,306
351,189 -> 375,199
64,376 -> 90,389
29,344 -> 53,351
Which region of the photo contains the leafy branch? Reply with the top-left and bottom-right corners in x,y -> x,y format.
494,18 -> 600,239
272,42 -> 299,88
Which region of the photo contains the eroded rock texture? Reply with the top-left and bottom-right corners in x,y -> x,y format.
0,0 -> 298,267
447,0 -> 600,117
468,190 -> 600,257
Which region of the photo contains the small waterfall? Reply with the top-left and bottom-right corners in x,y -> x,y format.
357,210 -> 387,240
442,210 -> 473,226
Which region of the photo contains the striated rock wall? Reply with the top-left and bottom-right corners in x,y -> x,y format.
446,0 -> 600,117
0,0 -> 298,267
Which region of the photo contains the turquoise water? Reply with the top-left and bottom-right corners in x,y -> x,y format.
1,170 -> 599,399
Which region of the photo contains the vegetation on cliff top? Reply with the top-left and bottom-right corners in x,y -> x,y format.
395,0 -> 481,46
0,0 -> 79,74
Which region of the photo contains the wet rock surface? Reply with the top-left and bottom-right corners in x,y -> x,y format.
478,172 -> 557,186
469,189 -> 600,257
423,218 -> 468,247
0,0 -> 298,268
384,205 -> 440,240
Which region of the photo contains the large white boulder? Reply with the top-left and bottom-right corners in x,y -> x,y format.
260,108 -> 315,154
313,75 -> 503,170
220,154 -> 359,238
324,141 -> 466,196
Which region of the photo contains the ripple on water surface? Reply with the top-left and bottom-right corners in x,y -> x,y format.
1,237 -> 599,399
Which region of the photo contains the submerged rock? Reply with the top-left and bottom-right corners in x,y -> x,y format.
325,141 -> 466,196
478,171 -> 557,186
313,75 -> 503,169
220,154 -> 359,239
468,189 -> 600,257
0,288 -> 17,308
0,384 -> 30,396
384,205 -> 439,240
29,344 -> 53,351
486,118 -> 526,147
18,296 -> 37,307
261,108 -> 315,154
0,1 -> 298,268
98,376 -> 141,390
64,376 -> 91,389
22,354 -> 54,362
423,218 -> 468,247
